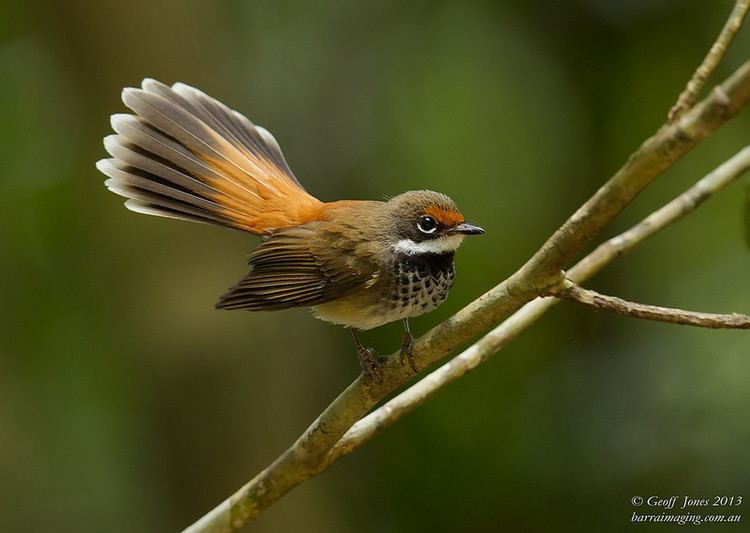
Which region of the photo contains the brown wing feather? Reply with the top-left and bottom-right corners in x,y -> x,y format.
215,225 -> 378,311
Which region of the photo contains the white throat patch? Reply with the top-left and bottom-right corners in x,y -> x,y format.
392,235 -> 465,255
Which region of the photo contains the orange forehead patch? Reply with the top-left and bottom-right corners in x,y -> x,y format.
424,206 -> 464,227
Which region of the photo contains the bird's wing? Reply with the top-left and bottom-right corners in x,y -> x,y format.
215,225 -> 379,311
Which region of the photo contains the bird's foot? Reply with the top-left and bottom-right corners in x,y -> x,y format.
399,331 -> 418,373
357,345 -> 386,384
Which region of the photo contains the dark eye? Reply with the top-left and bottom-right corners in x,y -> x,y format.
417,215 -> 438,234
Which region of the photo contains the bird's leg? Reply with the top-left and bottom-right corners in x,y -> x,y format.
399,318 -> 418,373
351,328 -> 385,383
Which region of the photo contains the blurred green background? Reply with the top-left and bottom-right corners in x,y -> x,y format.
1,1 -> 749,531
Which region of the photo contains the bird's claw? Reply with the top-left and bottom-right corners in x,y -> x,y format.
357,345 -> 386,383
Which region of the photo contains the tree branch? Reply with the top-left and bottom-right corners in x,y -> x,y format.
553,279 -> 750,329
329,145 -> 750,460
182,57 -> 750,533
669,0 -> 750,122
507,61 -> 750,293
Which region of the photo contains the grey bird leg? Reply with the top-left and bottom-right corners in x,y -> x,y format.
400,318 -> 418,373
351,328 -> 385,383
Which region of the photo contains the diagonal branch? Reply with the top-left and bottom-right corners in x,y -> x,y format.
329,145 -> 750,459
669,0 -> 750,122
411,60 -> 750,380
183,61 -> 750,533
553,279 -> 750,329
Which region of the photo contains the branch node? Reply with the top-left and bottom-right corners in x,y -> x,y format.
713,84 -> 732,110
668,0 -> 750,121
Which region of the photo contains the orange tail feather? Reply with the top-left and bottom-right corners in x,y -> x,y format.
97,78 -> 323,234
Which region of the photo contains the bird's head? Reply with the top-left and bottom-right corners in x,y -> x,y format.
385,190 -> 484,255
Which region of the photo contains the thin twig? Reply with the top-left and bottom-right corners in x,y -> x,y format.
329,145 -> 750,459
554,279 -> 750,328
182,60 -> 750,533
669,0 -> 750,121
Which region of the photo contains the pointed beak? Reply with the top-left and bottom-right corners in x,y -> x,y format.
450,222 -> 485,235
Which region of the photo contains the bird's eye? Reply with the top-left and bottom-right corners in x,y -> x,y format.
417,215 -> 438,234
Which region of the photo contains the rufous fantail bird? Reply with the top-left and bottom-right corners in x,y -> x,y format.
96,79 -> 484,377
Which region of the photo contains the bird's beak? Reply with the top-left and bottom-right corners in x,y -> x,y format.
450,222 -> 485,235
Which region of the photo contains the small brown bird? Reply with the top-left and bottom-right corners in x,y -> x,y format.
97,79 -> 483,376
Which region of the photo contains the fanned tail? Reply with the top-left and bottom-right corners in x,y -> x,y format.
97,78 -> 323,234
